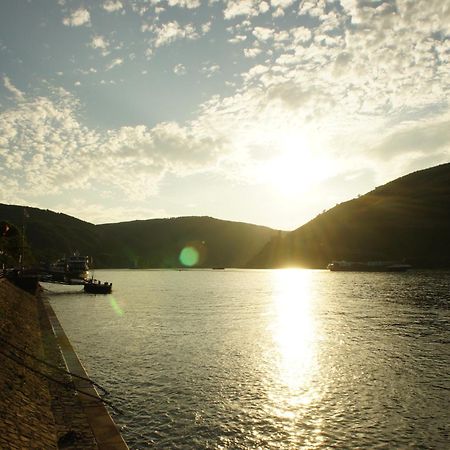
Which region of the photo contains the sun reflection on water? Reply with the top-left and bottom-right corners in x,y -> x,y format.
267,269 -> 322,443
271,269 -> 317,390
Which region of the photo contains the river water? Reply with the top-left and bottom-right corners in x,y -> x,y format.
47,269 -> 450,449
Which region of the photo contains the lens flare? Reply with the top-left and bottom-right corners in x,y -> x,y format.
179,246 -> 199,267
109,296 -> 124,317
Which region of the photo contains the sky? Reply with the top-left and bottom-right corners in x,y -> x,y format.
0,0 -> 449,230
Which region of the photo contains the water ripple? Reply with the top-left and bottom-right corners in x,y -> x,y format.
49,269 -> 450,449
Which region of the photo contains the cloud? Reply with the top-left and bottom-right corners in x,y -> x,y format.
173,63 -> 187,75
2,0 -> 449,223
244,47 -> 262,58
224,0 -> 265,20
200,63 -> 220,78
370,119 -> 450,160
3,76 -> 24,100
90,35 -> 109,51
168,0 -> 201,8
106,58 -> 123,70
0,90 -> 98,197
228,35 -> 247,44
0,87 -> 227,204
253,27 -> 274,41
62,8 -> 91,27
271,0 -> 295,8
202,22 -> 212,34
201,64 -> 220,78
299,0 -> 326,17
91,36 -> 107,49
53,199 -> 168,225
103,0 -> 123,12
152,21 -> 200,47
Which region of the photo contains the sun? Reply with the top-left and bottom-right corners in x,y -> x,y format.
260,131 -> 330,197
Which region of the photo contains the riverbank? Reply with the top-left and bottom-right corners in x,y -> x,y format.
0,278 -> 127,449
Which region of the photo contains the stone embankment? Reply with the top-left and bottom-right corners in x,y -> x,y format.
0,278 -> 127,449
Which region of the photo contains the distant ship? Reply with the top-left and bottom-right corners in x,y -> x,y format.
327,261 -> 412,272
48,253 -> 90,283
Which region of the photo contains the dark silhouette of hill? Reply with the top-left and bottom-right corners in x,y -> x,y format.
2,163 -> 449,269
250,163 -> 450,268
0,204 -> 101,265
0,204 -> 277,268
97,216 -> 277,268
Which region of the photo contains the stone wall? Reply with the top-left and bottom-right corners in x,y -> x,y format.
0,278 -> 98,449
0,278 -> 58,448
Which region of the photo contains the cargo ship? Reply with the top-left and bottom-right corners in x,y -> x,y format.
327,261 -> 412,272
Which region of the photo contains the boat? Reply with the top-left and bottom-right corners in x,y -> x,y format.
327,260 -> 412,272
47,253 -> 90,283
84,279 -> 112,294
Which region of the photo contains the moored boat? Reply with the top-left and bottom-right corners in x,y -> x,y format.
47,253 -> 90,283
327,260 -> 412,272
84,279 -> 112,294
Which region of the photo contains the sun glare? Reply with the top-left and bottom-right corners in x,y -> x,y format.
255,129 -> 333,198
266,269 -> 322,441
270,269 -> 318,392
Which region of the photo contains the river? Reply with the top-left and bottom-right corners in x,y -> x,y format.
47,269 -> 450,449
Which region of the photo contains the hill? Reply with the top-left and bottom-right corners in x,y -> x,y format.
0,205 -> 277,268
0,204 -> 101,265
250,163 -> 450,269
97,216 -> 279,268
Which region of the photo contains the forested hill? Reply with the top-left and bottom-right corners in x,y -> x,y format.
0,204 -> 100,264
2,163 -> 449,269
0,205 -> 278,268
97,217 -> 279,268
249,163 -> 450,269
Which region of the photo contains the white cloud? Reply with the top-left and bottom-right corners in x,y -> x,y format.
224,0 -> 262,19
90,35 -> 109,50
244,47 -> 262,58
229,34 -> 247,44
106,58 -> 123,70
299,0 -> 326,18
62,8 -> 91,27
253,27 -> 274,41
201,64 -> 221,78
78,67 -> 98,75
271,0 -> 295,7
174,63 -> 187,75
152,21 -> 199,47
144,48 -> 153,59
0,91 -> 99,197
202,22 -> 212,34
2,0 -> 449,225
54,200 -> 168,225
0,87 -> 227,204
168,0 -> 201,8
259,1 -> 270,14
103,0 -> 123,12
273,7 -> 285,17
3,76 -> 24,100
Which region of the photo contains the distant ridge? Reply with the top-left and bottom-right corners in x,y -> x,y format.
1,163 -> 450,269
0,205 -> 278,269
249,163 -> 450,268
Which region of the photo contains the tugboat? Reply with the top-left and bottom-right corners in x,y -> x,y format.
84,279 -> 112,294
